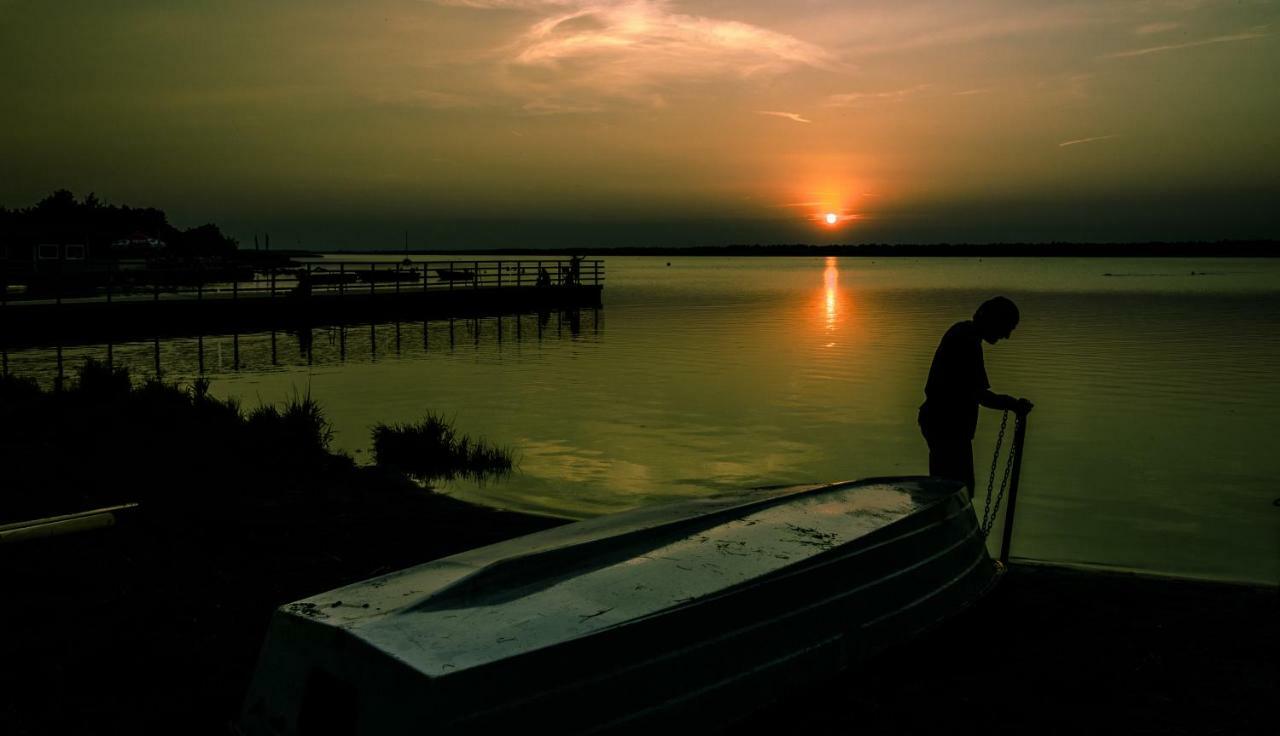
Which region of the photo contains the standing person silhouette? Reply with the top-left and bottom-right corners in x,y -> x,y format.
918,296 -> 1033,497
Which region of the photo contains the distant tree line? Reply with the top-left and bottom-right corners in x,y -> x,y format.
0,190 -> 237,258
405,241 -> 1278,258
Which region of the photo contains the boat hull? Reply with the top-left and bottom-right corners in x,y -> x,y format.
241,477 -> 1000,735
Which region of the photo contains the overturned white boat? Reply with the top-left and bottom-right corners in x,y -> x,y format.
241,476 -> 1000,735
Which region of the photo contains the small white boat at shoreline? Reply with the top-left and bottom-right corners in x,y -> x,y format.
241,476 -> 1000,735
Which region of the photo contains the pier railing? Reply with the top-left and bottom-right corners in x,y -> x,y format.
0,258 -> 604,306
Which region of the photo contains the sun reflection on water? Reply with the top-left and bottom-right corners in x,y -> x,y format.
823,256 -> 839,332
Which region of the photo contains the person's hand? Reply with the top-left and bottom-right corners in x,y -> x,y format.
1014,398 -> 1034,416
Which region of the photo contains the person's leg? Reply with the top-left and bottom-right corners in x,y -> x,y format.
928,438 -> 975,497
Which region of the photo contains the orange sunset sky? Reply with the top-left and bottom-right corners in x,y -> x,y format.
2,0 -> 1277,247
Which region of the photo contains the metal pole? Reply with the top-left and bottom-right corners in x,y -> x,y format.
998,414 -> 1029,563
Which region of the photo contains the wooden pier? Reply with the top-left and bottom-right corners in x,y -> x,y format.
0,258 -> 604,348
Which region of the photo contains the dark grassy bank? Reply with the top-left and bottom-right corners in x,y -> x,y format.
0,361 -> 514,523
0,360 -> 346,523
0,361 -> 562,734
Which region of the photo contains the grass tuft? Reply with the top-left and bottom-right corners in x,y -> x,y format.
371,412 -> 514,483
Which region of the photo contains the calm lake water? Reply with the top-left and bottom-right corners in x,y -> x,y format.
9,257 -> 1279,584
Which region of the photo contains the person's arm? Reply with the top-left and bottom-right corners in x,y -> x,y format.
979,389 -> 1033,415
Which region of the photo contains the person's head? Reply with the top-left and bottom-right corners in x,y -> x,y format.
973,296 -> 1019,344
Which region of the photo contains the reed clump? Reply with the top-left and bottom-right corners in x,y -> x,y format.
371,412 -> 514,483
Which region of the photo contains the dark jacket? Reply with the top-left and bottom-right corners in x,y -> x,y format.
919,320 -> 989,441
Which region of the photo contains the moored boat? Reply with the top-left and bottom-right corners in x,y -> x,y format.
434,268 -> 476,282
241,476 -> 1000,735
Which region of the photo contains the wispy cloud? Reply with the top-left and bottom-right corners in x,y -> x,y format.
1135,21 -> 1182,35
824,84 -> 930,107
441,1 -> 841,109
364,89 -> 484,110
1059,134 -> 1119,147
832,7 -> 1099,58
1103,28 -> 1269,58
758,110 -> 811,123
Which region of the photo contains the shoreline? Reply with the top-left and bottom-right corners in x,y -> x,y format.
346,242 -> 1279,258
3,493 -> 1273,734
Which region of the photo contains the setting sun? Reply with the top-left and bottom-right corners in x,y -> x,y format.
825,213 -> 838,225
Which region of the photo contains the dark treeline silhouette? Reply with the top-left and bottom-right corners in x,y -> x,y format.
0,189 -> 237,258
380,241 -> 1278,258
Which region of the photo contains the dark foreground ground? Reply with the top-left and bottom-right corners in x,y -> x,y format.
744,562 -> 1277,736
2,496 -> 1275,735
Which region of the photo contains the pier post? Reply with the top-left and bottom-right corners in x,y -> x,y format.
998,414 -> 1029,563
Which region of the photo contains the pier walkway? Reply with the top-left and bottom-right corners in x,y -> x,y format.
0,258 -> 603,347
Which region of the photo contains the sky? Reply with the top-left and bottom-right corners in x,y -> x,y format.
2,0 -> 1277,248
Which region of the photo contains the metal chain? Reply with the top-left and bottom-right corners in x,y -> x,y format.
980,411 -> 1008,534
981,410 -> 1020,538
